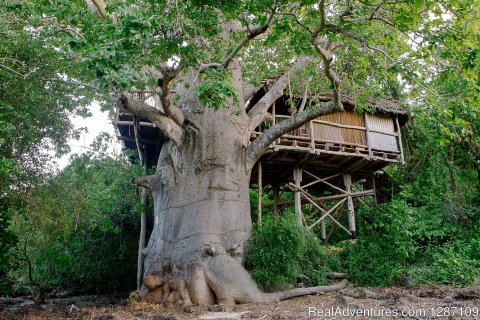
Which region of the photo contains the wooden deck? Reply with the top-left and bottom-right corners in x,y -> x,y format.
253,114 -> 403,162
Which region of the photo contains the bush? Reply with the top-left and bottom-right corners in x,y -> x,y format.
247,212 -> 328,288
7,150 -> 145,295
410,239 -> 480,285
344,198 -> 480,287
0,201 -> 17,295
344,200 -> 417,287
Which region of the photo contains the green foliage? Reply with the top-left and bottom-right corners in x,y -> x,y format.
195,68 -> 239,112
0,200 -> 17,295
410,239 -> 480,286
7,136 -> 145,294
345,186 -> 480,286
344,201 -> 417,286
247,212 -> 328,288
0,2 -> 102,193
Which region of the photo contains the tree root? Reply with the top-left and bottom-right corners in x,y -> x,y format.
139,252 -> 348,305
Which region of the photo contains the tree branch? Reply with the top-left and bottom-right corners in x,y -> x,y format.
224,7 -> 276,69
118,93 -> 184,146
246,100 -> 342,170
247,57 -> 311,131
90,0 -> 107,18
325,24 -> 394,61
158,64 -> 185,126
135,175 -> 157,190
276,11 -> 312,34
85,0 -> 118,21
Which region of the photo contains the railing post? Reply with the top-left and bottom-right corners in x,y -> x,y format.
395,115 -> 405,165
364,113 -> 373,159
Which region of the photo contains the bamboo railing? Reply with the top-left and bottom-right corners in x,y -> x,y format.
253,113 -> 403,161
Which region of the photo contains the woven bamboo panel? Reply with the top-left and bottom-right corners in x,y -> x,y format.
273,111 -> 400,153
315,111 -> 366,146
365,114 -> 398,152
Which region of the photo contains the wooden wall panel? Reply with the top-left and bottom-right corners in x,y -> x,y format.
272,111 -> 400,153
315,112 -> 366,146
365,114 -> 398,152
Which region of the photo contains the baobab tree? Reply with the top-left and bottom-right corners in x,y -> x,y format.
25,0 -> 468,305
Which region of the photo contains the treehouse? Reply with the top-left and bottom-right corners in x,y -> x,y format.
116,83 -> 408,241
248,79 -> 408,239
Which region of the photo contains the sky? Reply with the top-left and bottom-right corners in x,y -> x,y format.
55,102 -> 122,169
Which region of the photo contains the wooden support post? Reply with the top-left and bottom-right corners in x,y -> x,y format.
321,220 -> 327,242
257,162 -> 263,225
343,173 -> 357,239
372,176 -> 378,206
364,114 -> 373,159
293,167 -> 303,225
134,117 -> 147,291
395,115 -> 405,165
138,182 -> 147,287
273,185 -> 280,215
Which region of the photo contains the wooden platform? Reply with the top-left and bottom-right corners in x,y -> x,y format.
115,112 -> 164,167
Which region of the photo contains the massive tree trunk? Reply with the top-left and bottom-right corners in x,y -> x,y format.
141,99 -> 254,305
136,71 -> 346,306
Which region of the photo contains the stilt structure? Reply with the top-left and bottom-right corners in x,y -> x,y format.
249,80 -> 408,240
116,85 -> 408,243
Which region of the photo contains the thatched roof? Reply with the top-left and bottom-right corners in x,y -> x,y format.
300,93 -> 407,116
258,77 -> 408,116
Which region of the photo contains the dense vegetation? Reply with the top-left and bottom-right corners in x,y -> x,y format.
1,0 -> 479,299
3,136 -> 146,297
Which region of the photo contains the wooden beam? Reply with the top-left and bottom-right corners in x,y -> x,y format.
262,189 -> 374,207
308,198 -> 347,229
301,173 -> 342,189
115,120 -> 156,127
286,183 -> 351,235
369,129 -> 399,137
134,117 -> 147,291
133,118 -> 144,164
309,120 -> 315,151
315,190 -> 374,201
273,185 -> 280,215
303,170 -> 347,194
320,220 -> 327,241
312,119 -> 366,131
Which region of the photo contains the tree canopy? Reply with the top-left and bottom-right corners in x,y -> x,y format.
4,0 -> 477,152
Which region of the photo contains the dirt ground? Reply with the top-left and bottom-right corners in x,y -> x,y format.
1,285 -> 479,320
